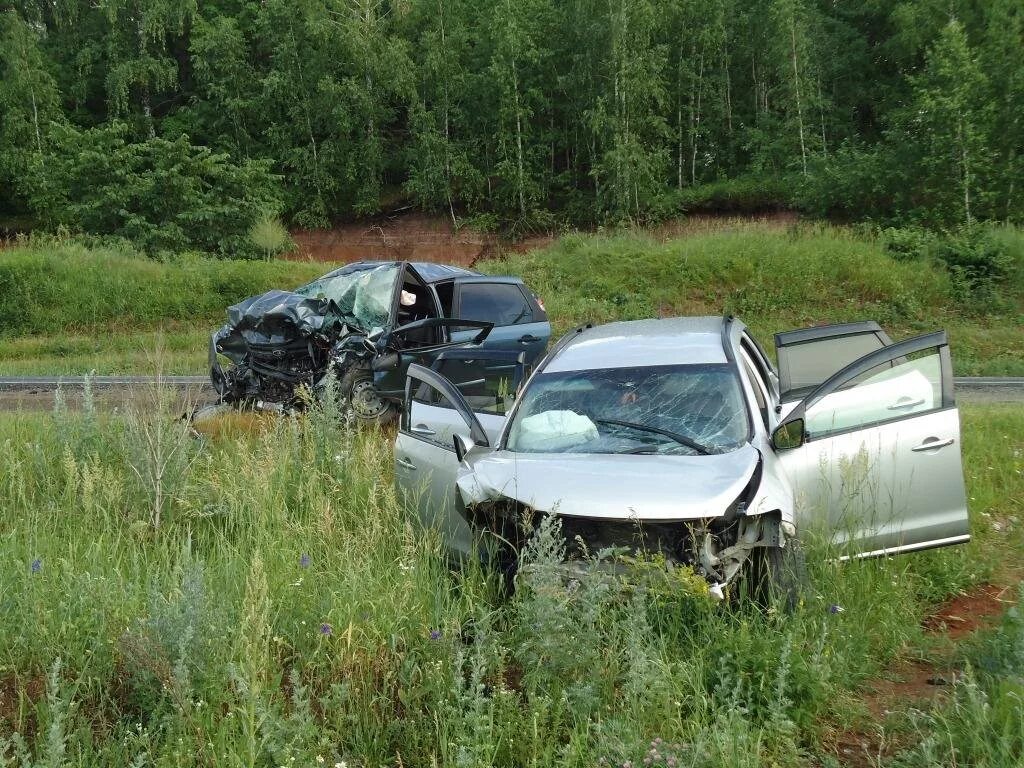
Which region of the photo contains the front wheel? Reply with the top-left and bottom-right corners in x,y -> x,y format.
339,365 -> 398,426
745,538 -> 807,609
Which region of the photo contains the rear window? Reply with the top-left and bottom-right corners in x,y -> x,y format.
779,334 -> 887,398
458,283 -> 533,326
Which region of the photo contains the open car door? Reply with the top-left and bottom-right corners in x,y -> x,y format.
775,322 -> 893,403
773,331 -> 969,557
393,350 -> 526,558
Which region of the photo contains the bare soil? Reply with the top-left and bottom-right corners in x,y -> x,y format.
287,211 -> 799,266
825,581 -> 1017,767
289,212 -> 553,267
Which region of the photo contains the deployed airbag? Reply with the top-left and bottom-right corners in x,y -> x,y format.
514,410 -> 599,452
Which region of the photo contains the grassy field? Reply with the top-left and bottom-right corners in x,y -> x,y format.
0,397 -> 1021,766
2,222 -> 1022,375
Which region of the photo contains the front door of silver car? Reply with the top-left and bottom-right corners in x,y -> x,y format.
773,331 -> 969,556
393,353 -> 525,559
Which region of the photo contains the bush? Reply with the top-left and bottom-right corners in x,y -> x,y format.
24,123 -> 284,258
667,175 -> 796,216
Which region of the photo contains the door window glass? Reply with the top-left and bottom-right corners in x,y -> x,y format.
458,283 -> 532,326
413,358 -> 517,415
804,347 -> 943,438
740,352 -> 769,429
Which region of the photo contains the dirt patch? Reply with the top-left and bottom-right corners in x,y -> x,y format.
825,582 -> 1017,767
289,212 -> 553,267
0,672 -> 45,736
922,583 -> 1014,640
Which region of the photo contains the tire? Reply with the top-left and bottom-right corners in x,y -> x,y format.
746,538 -> 807,609
339,364 -> 398,426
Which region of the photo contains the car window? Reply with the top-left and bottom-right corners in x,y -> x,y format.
458,283 -> 532,326
505,364 -> 749,454
804,347 -> 943,438
779,332 -> 887,399
740,351 -> 769,429
413,357 -> 517,415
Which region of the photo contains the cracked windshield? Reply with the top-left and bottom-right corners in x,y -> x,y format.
506,364 -> 749,455
293,262 -> 399,331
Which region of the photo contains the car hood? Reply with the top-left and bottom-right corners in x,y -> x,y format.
458,443 -> 760,521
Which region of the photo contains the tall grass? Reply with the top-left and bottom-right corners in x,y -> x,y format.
0,401 -> 1019,766
3,223 -> 1023,375
0,240 -> 327,337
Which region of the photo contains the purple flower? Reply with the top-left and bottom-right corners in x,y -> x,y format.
828,604 -> 845,614
300,553 -> 311,569
320,623 -> 332,636
429,629 -> 442,641
30,558 -> 41,574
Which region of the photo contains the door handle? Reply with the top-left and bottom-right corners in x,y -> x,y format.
888,397 -> 926,410
518,334 -> 538,344
911,437 -> 955,452
396,457 -> 417,470
411,424 -> 436,436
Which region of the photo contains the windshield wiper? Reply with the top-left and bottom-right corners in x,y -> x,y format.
593,418 -> 714,456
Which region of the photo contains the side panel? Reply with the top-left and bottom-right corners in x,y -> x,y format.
778,408 -> 969,553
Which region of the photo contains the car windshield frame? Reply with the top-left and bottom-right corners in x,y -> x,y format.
292,262 -> 401,332
502,362 -> 753,456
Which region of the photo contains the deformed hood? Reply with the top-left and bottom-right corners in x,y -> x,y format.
458,443 -> 760,521
225,290 -> 345,342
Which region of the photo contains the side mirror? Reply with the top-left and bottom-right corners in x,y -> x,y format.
453,432 -> 475,462
772,418 -> 805,451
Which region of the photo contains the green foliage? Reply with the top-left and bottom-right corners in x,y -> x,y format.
1,0 -> 1021,232
0,241 -> 326,337
24,124 -> 283,256
248,214 -> 293,260
0,403 -> 1018,765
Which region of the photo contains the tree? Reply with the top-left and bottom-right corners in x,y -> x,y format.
896,19 -> 992,225
0,10 -> 64,212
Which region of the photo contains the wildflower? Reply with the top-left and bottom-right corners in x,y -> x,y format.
300,553 -> 311,569
429,629 -> 442,641
320,623 -> 332,636
30,558 -> 42,574
316,757 -> 325,765
828,604 -> 844,614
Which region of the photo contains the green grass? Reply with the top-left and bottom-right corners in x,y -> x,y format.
0,401 -> 1020,766
2,222 -> 1023,376
479,223 -> 1024,375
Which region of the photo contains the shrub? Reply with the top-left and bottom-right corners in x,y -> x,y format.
24,123 -> 284,258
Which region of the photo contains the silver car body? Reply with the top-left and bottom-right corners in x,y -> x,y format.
393,316 -> 970,586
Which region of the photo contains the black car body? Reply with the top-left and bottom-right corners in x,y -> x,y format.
210,261 -> 550,423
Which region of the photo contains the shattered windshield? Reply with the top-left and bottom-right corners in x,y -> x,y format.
506,364 -> 750,455
293,263 -> 400,331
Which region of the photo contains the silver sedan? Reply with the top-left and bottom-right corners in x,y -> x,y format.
393,316 -> 970,596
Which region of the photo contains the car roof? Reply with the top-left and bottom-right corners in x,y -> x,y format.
545,316 -> 732,373
313,260 -> 480,284
410,262 -> 480,282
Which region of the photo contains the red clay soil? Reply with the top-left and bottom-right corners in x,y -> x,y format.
922,583 -> 1014,640
287,210 -> 799,267
826,582 -> 1017,767
289,212 -> 552,268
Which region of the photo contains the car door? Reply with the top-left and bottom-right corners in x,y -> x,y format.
774,321 -> 893,403
773,331 -> 969,557
394,354 -> 525,559
449,279 -> 550,364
